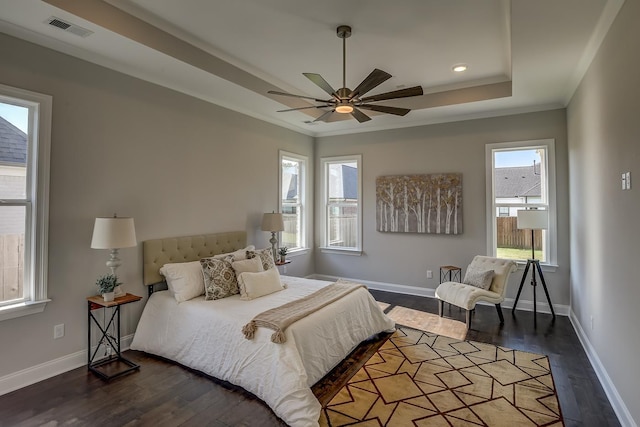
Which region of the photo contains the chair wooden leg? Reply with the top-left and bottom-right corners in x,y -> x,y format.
496,304 -> 504,324
466,310 -> 472,329
438,300 -> 444,317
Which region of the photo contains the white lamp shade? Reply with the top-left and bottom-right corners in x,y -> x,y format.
261,212 -> 284,232
517,210 -> 548,230
91,217 -> 137,249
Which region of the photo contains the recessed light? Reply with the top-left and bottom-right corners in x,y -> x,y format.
452,64 -> 468,73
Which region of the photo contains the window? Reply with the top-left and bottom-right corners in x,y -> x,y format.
0,84 -> 51,321
486,139 -> 556,264
321,155 -> 362,252
279,151 -> 307,252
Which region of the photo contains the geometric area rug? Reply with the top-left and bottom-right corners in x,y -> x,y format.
320,326 -> 564,426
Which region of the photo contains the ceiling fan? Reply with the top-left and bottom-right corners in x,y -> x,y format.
268,25 -> 424,123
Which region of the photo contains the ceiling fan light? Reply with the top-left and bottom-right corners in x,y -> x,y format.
335,103 -> 354,114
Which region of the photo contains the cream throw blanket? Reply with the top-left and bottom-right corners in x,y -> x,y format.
242,279 -> 365,343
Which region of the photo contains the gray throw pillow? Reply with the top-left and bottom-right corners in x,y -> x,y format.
463,267 -> 495,290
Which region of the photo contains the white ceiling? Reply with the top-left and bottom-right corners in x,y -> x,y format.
0,0 -> 624,137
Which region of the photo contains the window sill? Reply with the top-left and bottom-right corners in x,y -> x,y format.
514,260 -> 558,273
0,299 -> 51,322
287,248 -> 309,258
319,247 -> 363,256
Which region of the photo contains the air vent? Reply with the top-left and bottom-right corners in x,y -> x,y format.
45,17 -> 93,38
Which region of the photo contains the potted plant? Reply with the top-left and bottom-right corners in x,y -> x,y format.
278,246 -> 288,263
96,274 -> 121,302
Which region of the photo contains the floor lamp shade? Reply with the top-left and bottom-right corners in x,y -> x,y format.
517,210 -> 548,230
91,217 -> 137,249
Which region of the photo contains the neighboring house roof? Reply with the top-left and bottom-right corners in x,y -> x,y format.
342,165 -> 357,200
285,173 -> 298,200
0,116 -> 27,165
495,165 -> 541,198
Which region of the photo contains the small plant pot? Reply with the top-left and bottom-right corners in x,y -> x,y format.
279,256 -> 286,263
102,291 -> 115,302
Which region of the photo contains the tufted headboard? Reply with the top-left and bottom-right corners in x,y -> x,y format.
143,231 -> 247,286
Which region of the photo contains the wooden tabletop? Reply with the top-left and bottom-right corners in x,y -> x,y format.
87,293 -> 142,308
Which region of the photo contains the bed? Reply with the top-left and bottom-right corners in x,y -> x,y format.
130,231 -> 395,427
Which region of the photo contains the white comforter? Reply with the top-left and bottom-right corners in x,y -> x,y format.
130,276 -> 395,427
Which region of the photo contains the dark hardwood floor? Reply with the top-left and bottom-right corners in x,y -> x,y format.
0,290 -> 620,427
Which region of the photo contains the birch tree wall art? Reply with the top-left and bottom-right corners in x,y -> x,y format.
376,173 -> 463,234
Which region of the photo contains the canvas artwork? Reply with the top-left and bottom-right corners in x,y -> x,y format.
376,173 -> 462,234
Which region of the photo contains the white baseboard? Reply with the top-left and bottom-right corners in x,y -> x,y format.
309,274 -> 569,316
0,334 -> 134,397
570,311 -> 636,427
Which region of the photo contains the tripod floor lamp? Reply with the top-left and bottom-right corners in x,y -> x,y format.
512,209 -> 555,323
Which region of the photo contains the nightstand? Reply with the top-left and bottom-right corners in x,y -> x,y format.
87,293 -> 142,381
275,259 -> 291,274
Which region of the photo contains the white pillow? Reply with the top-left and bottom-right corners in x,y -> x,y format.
212,245 -> 255,261
237,268 -> 284,301
232,256 -> 264,275
159,261 -> 205,303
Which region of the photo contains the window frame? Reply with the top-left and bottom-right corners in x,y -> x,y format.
320,154 -> 362,254
279,150 -> 308,254
0,83 -> 51,321
485,139 -> 557,266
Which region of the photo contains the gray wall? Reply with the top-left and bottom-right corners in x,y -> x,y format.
567,0 -> 640,423
0,33 -> 314,377
315,109 -> 571,308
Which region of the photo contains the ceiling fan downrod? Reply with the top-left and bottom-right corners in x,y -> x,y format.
335,25 -> 353,113
337,25 -> 351,93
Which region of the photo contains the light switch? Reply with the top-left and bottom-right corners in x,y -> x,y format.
622,173 -> 627,190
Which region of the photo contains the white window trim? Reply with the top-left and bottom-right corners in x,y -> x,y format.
0,84 -> 51,321
485,139 -> 557,267
279,150 -> 308,253
320,154 -> 362,254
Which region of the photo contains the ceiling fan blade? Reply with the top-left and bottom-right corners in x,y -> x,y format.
303,73 -> 337,97
350,69 -> 392,99
277,105 -> 332,112
268,90 -> 332,103
314,109 -> 335,122
360,85 -> 424,103
351,107 -> 372,123
358,104 -> 411,116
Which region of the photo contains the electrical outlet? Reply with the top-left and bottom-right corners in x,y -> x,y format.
590,315 -> 594,331
106,346 -> 112,357
53,324 -> 64,339
283,265 -> 287,274
626,171 -> 631,189
427,270 -> 433,279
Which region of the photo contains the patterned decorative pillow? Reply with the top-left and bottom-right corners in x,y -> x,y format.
463,267 -> 495,290
200,257 -> 239,300
246,248 -> 276,271
212,245 -> 255,260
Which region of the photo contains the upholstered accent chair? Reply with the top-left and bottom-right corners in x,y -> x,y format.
435,256 -> 517,329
